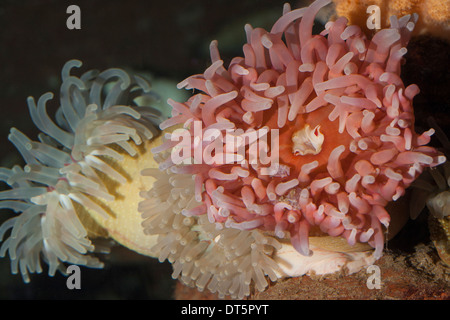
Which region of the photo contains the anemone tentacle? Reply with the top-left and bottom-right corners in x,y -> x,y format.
0,60 -> 164,282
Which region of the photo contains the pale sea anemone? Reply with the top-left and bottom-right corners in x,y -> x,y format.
0,60 -> 163,282
147,0 -> 445,297
410,117 -> 450,266
411,118 -> 450,220
140,150 -> 283,299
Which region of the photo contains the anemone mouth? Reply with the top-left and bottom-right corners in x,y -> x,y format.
292,124 -> 324,156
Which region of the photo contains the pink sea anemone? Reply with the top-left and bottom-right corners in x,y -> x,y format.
154,0 -> 445,260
